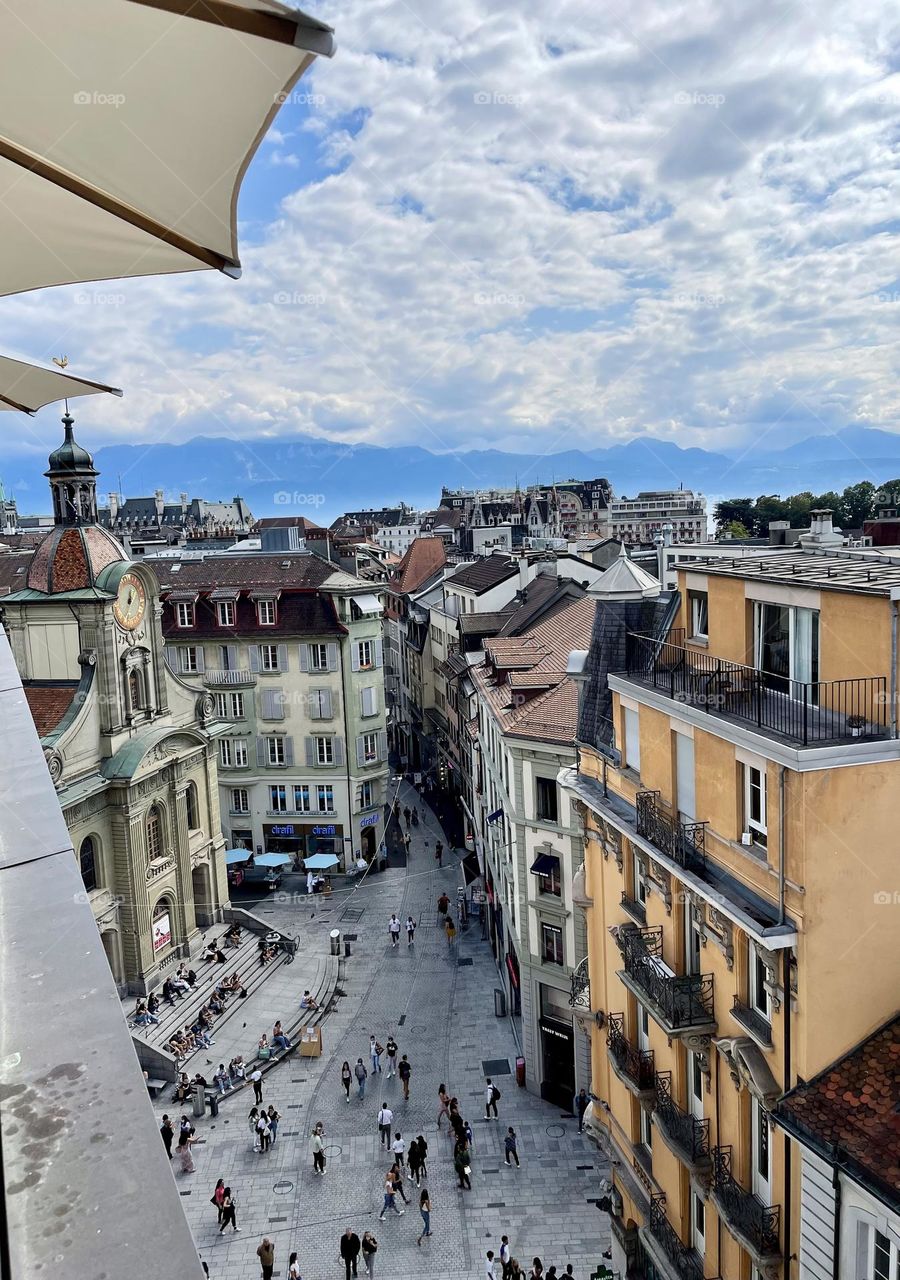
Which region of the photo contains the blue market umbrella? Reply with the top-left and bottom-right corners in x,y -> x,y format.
225,848 -> 252,866
304,853 -> 340,870
255,853 -> 293,868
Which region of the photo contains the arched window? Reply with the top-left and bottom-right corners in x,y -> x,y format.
79,836 -> 98,892
146,805 -> 163,862
128,667 -> 142,711
185,781 -> 200,831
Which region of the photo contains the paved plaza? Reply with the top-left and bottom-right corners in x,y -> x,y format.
152,785 -> 610,1279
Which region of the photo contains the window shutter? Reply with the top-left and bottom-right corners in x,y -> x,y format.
164,644 -> 176,671
226,644 -> 238,669
299,644 -> 310,672
375,637 -> 383,668
305,737 -> 316,766
378,730 -> 387,760
277,644 -> 288,672
356,735 -> 365,767
195,646 -> 206,672
256,738 -> 267,766
284,736 -> 294,766
350,644 -> 361,673
333,737 -> 345,766
327,642 -> 338,671
249,645 -> 260,673
360,686 -> 376,717
321,688 -> 333,718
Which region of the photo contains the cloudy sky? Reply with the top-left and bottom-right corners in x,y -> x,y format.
4,0 -> 900,464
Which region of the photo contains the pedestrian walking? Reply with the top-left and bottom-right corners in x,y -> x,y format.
378,1103 -> 393,1147
177,1131 -> 197,1173
574,1088 -> 590,1133
391,1131 -> 405,1168
485,1078 -> 500,1120
370,1034 -> 383,1073
385,1036 -> 398,1077
403,806 -> 411,829
454,1142 -> 472,1190
445,915 -> 456,946
311,1125 -> 327,1174
437,1084 -> 451,1128
218,1187 -> 239,1233
390,1162 -> 409,1204
160,1114 -> 174,1159
434,841 -> 443,867
249,1106 -> 260,1150
486,1251 -> 497,1280
417,1187 -> 432,1244
388,915 -> 401,948
341,1060 -> 353,1102
407,1138 -> 420,1184
412,805 -> 419,826
437,892 -> 450,920
210,1178 -> 226,1223
403,831 -> 411,852
267,1105 -> 281,1144
256,1111 -> 272,1152
405,915 -> 416,945
288,1252 -> 302,1280
355,1058 -> 368,1098
416,1134 -> 428,1179
398,1054 -> 412,1099
257,1237 -> 275,1280
504,1126 -> 520,1167
362,1233 -> 377,1279
500,1236 -> 512,1280
464,1118 -> 474,1150
250,1067 -> 263,1105
379,1174 -> 404,1219
339,1227 -> 361,1280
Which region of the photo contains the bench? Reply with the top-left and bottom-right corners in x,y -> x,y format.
145,1077 -> 167,1097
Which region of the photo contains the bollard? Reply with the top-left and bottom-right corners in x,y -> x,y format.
192,1085 -> 205,1117
344,940 -> 351,957
330,928 -> 341,957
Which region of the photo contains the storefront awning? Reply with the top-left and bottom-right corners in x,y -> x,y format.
530,852 -> 560,876
461,852 -> 481,885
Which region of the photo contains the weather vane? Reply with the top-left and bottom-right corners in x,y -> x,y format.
52,355 -> 70,414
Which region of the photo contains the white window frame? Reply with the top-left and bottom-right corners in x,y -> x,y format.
175,601 -> 194,628
684,901 -> 702,976
219,739 -> 234,767
257,598 -> 277,626
316,783 -> 334,814
180,646 -> 199,673
294,784 -> 311,813
748,940 -> 772,1024
632,850 -> 647,911
639,1102 -> 653,1151
362,731 -> 379,763
689,590 -> 709,640
230,692 -> 245,718
309,643 -> 329,671
356,639 -> 374,670
260,643 -> 280,672
688,1050 -> 704,1120
624,706 -> 640,772
744,764 -> 768,848
231,788 -> 249,814
269,784 -> 287,813
315,736 -> 334,766
216,601 -> 235,627
360,780 -> 373,809
691,1188 -> 706,1256
267,736 -> 286,766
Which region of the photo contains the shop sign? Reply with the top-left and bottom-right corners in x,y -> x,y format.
312,824 -> 336,836
360,813 -> 379,829
270,824 -> 295,836
539,1019 -> 572,1041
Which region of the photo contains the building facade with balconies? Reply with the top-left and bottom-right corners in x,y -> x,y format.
152,551 -> 389,872
563,546 -> 900,1280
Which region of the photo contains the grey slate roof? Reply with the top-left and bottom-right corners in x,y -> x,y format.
448,556 -> 517,593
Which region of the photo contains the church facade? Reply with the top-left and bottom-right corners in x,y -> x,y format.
1,416 -> 229,993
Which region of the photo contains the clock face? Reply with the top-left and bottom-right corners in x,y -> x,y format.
114,571 -> 147,631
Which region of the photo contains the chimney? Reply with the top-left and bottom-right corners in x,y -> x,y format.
154,489 -> 165,519
180,492 -> 189,517
799,509 -> 843,549
108,491 -> 119,522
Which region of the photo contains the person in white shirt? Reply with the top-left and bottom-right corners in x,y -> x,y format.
499,1236 -> 511,1280
307,870 -> 315,895
378,1104 -> 393,1147
485,1251 -> 497,1280
405,915 -> 416,946
485,1079 -> 500,1119
391,1132 -> 405,1169
388,915 -> 401,948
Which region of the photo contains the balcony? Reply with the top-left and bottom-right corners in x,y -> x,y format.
652,1071 -> 710,1176
636,790 -> 707,878
616,924 -> 716,1039
711,1146 -> 781,1266
204,668 -> 257,687
621,889 -> 647,925
606,1013 -> 655,1099
731,995 -> 773,1047
643,1194 -> 706,1280
621,633 -> 888,748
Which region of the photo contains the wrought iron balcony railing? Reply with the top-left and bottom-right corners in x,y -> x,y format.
569,954 -> 591,1010
711,1146 -> 781,1261
653,1071 -> 710,1167
616,925 -> 715,1032
731,995 -> 773,1046
636,790 -> 707,877
621,890 -> 647,924
606,1013 -> 655,1092
621,633 -> 888,747
648,1195 -> 705,1280
203,668 -> 257,686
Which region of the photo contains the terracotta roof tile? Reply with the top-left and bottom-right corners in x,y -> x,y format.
390,537 -> 447,594
147,552 -> 336,591
24,683 -> 78,737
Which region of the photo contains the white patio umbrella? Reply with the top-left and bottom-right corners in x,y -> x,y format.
0,355 -> 122,414
0,0 -> 335,297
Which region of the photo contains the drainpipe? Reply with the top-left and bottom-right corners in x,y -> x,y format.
890,588 -> 900,738
831,1146 -> 843,1280
778,766 -> 787,925
783,946 -> 793,1280
337,632 -> 356,872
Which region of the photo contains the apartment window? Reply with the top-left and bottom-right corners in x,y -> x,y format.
748,941 -> 771,1024
639,1102 -> 653,1152
269,784 -> 287,813
294,784 -> 311,813
691,1189 -> 705,1256
79,836 -> 98,893
360,780 -> 374,809
624,706 -> 640,772
231,788 -> 250,814
536,858 -> 561,896
267,736 -> 286,766
535,777 -> 559,823
179,646 -> 201,673
630,851 -> 648,919
219,644 -> 237,670
308,643 -> 329,671
675,731 -> 696,821
355,639 -> 374,670
220,738 -> 248,768
308,688 -> 333,719
362,731 -> 379,763
257,598 -> 277,626
744,764 -> 767,848
689,589 -> 709,640
220,739 -> 234,768
637,1005 -> 650,1053
216,691 -> 245,719
217,601 -> 235,627
685,902 -> 703,975
689,1050 -> 704,1120
260,644 -> 280,672
360,685 -> 378,717
316,736 -> 334,766
316,784 -> 335,813
754,602 -> 819,690
175,601 -> 194,628
541,922 -> 564,966
871,1230 -> 899,1280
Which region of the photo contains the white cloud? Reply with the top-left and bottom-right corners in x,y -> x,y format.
3,0 -> 900,464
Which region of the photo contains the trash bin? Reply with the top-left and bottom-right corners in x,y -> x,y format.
330,928 -> 341,956
207,1091 -> 219,1117
494,988 -> 507,1018
516,1055 -> 526,1087
192,1085 -> 205,1117
344,940 -> 351,957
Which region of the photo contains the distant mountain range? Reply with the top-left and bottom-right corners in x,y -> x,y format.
7,426 -> 900,522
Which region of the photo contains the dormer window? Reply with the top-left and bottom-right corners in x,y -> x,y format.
175,601 -> 194,628
217,600 -> 235,627
257,599 -> 276,626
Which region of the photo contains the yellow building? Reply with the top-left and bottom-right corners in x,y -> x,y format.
561,547 -> 900,1280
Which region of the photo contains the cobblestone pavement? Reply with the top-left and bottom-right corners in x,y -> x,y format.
156,784 -> 610,1280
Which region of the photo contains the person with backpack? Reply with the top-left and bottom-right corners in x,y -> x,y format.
355,1058 -> 368,1099
256,1110 -> 272,1152
484,1078 -> 500,1120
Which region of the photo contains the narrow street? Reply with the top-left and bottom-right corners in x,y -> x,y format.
167,783 -> 610,1280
